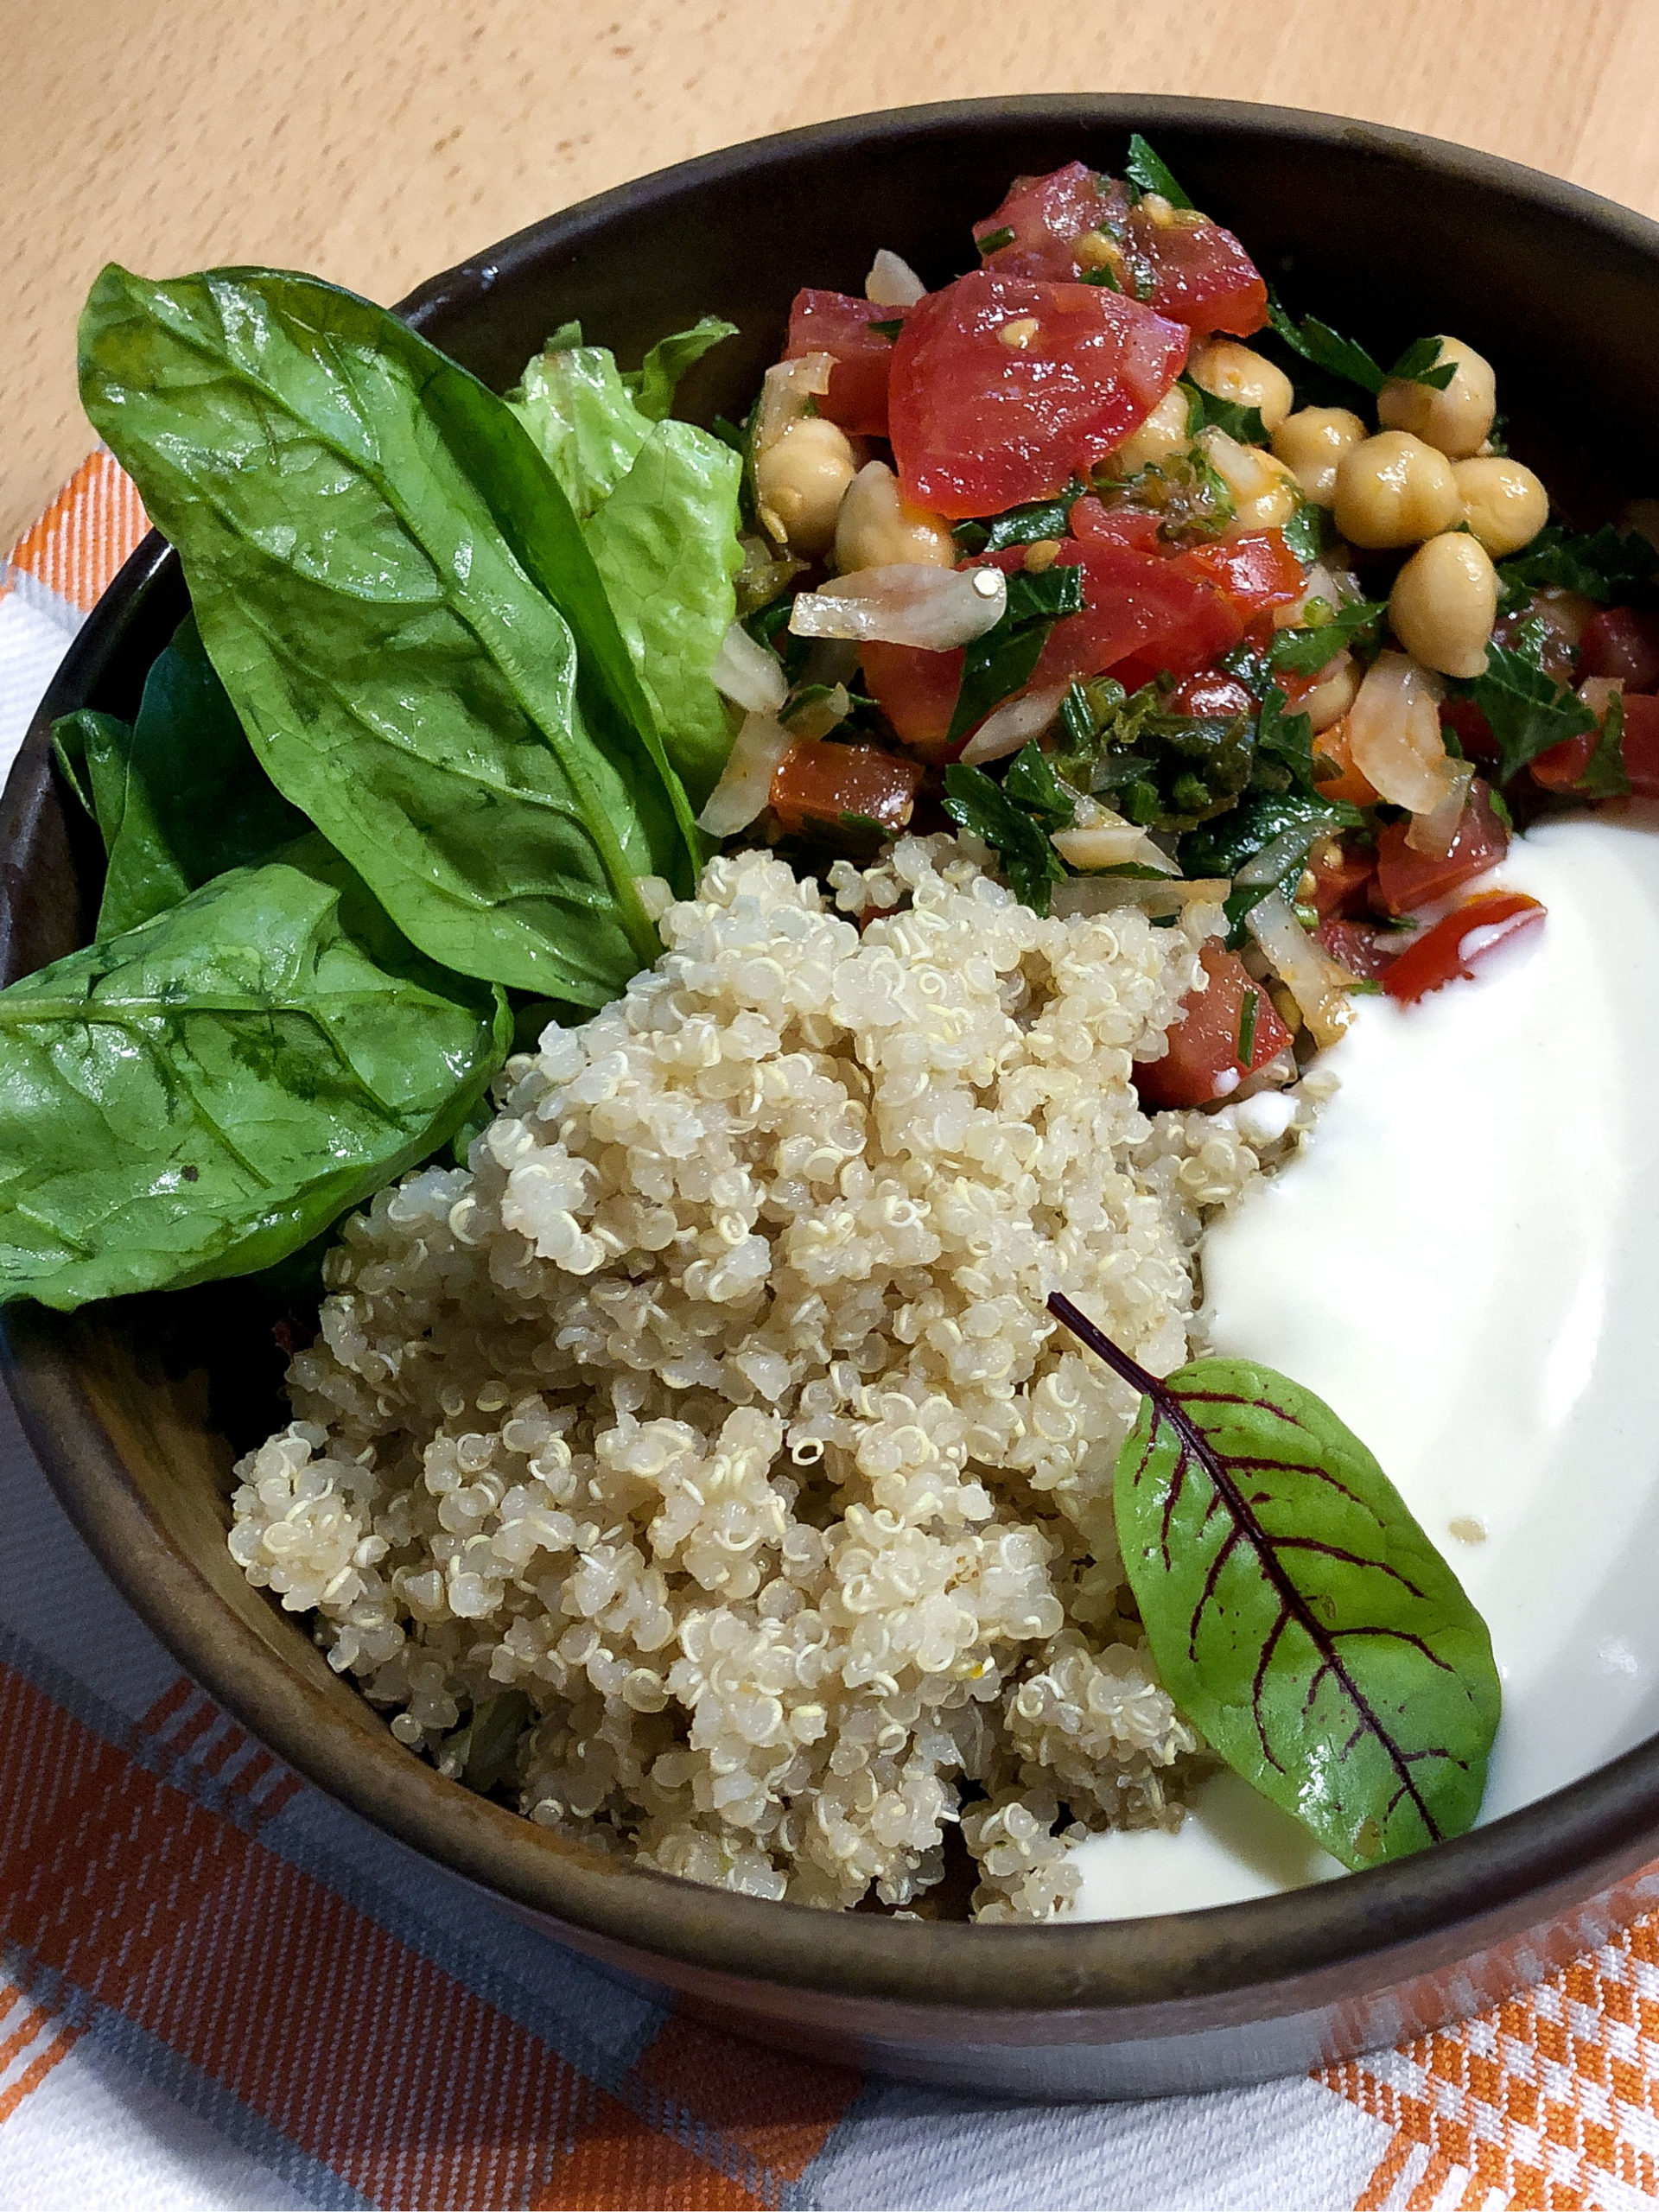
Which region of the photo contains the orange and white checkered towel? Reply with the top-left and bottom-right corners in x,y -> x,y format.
3,455 -> 1658,2212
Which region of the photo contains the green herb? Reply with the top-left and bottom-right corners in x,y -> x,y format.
951,480 -> 1089,556
1180,787 -> 1350,881
1495,523 -> 1659,611
60,615 -> 308,939
1236,988 -> 1258,1067
1094,712 -> 1254,830
0,836 -> 511,1310
1466,642 -> 1597,782
947,563 -> 1085,744
1124,132 -> 1193,210
976,225 -> 1016,255
941,761 -> 1066,914
1103,448 -> 1235,543
1081,265 -> 1123,290
1049,1294 -> 1500,1869
1580,688 -> 1632,799
1001,741 -> 1077,828
1267,292 -> 1387,395
80,264 -> 705,1007
1383,334 -> 1459,392
838,810 -> 887,837
1180,377 -> 1266,448
1269,599 -> 1387,678
1281,501 -> 1333,565
441,1689 -> 534,1795
620,315 -> 736,422
1253,683 -> 1330,798
867,317 -> 905,340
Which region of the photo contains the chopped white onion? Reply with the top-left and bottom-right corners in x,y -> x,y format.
754,352 -> 835,460
1403,760 -> 1475,857
1052,875 -> 1229,919
1050,796 -> 1180,875
865,249 -> 926,308
1233,817 -> 1332,888
696,711 -> 798,837
781,683 -> 851,742
1347,650 -> 1454,814
710,620 -> 788,715
1245,888 -> 1352,1050
958,684 -> 1067,766
1580,673 -> 1624,717
1271,562 -> 1341,632
788,563 -> 1007,649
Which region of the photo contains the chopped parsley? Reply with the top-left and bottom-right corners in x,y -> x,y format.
976,224 -> 1015,256
1266,296 -> 1456,400
1124,132 -> 1193,210
1580,689 -> 1631,799
1236,988 -> 1259,1067
867,317 -> 904,340
1495,523 -> 1659,612
947,563 -> 1085,744
942,758 -> 1068,913
952,479 -> 1088,556
1281,501 -> 1334,565
1180,376 -> 1266,448
1082,264 -> 1123,290
1464,641 -> 1597,782
1383,334 -> 1458,391
1269,599 -> 1387,678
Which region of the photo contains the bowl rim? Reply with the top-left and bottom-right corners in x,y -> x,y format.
10,88 -> 1659,2021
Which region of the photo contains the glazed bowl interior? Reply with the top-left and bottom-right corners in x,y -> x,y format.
9,92 -> 1659,2056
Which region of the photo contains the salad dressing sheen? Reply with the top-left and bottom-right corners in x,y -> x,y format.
1073,808 -> 1659,1919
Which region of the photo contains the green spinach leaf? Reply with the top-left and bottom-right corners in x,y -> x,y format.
947,564 -> 1085,744
1467,642 -> 1597,781
80,264 -> 700,1007
89,614 -> 309,938
1049,1294 -> 1500,1868
941,761 -> 1067,914
0,836 -> 511,1310
51,709 -> 130,844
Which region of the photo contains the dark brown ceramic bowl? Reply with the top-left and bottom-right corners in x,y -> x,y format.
7,94 -> 1659,2101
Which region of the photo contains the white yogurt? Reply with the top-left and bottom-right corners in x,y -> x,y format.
1074,806 -> 1659,1921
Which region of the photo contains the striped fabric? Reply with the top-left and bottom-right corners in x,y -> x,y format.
2,461 -> 1658,2212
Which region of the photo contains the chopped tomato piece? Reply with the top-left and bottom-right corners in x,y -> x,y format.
1621,691 -> 1659,794
1135,946 -> 1293,1109
1308,839 -> 1376,918
1169,667 -> 1255,719
1127,202 -> 1268,340
1381,892 -> 1545,1004
1172,531 -> 1305,624
972,161 -> 1131,281
1580,606 -> 1659,693
1310,718 -> 1380,808
1440,696 -> 1498,767
784,289 -> 903,436
1317,918 -> 1399,981
1374,780 -> 1510,914
1032,538 -> 1242,689
888,267 -> 1188,518
1069,496 -> 1163,551
859,641 -> 964,762
1529,728 -> 1596,791
768,741 -> 924,838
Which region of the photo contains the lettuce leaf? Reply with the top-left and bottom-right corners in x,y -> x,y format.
510,322 -> 741,807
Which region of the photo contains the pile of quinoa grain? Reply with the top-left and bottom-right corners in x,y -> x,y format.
229,835 -> 1299,1919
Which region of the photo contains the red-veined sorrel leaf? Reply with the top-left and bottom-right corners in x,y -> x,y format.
1047,1293 -> 1500,1869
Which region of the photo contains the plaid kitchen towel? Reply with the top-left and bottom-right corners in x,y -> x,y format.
3,457 -> 1659,2212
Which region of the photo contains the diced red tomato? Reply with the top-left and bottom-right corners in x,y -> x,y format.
1621,691 -> 1659,794
1493,601 -> 1579,682
1032,538 -> 1242,688
1308,839 -> 1376,918
1580,606 -> 1659,693
888,267 -> 1189,518
1169,667 -> 1255,719
768,741 -> 925,838
1381,892 -> 1545,1005
1172,531 -> 1305,624
1440,696 -> 1498,768
1374,780 -> 1510,914
1310,719 -> 1379,809
1134,946 -> 1293,1108
972,161 -> 1131,280
1528,728 -> 1597,791
859,641 -> 964,761
1069,496 -> 1163,551
1127,202 -> 1269,340
784,289 -> 903,437
1317,918 -> 1399,981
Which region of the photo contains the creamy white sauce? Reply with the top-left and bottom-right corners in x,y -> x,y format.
1073,806 -> 1659,1921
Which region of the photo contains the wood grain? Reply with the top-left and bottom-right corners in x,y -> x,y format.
6,0 -> 1659,545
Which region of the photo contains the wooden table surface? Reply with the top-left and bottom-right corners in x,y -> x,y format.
9,0 -> 1659,548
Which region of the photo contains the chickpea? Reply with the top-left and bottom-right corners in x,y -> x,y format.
1453,456 -> 1549,557
1190,340 -> 1294,433
1201,429 -> 1300,531
753,416 -> 857,556
1106,383 -> 1191,474
1304,652 -> 1360,734
1271,405 -> 1368,505
1333,430 -> 1460,549
834,461 -> 954,573
1389,531 -> 1498,679
1376,336 -> 1496,460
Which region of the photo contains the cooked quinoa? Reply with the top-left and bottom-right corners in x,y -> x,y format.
230,834 -> 1305,1919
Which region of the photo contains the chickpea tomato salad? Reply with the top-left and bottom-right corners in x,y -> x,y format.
10,139 -> 1654,1917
